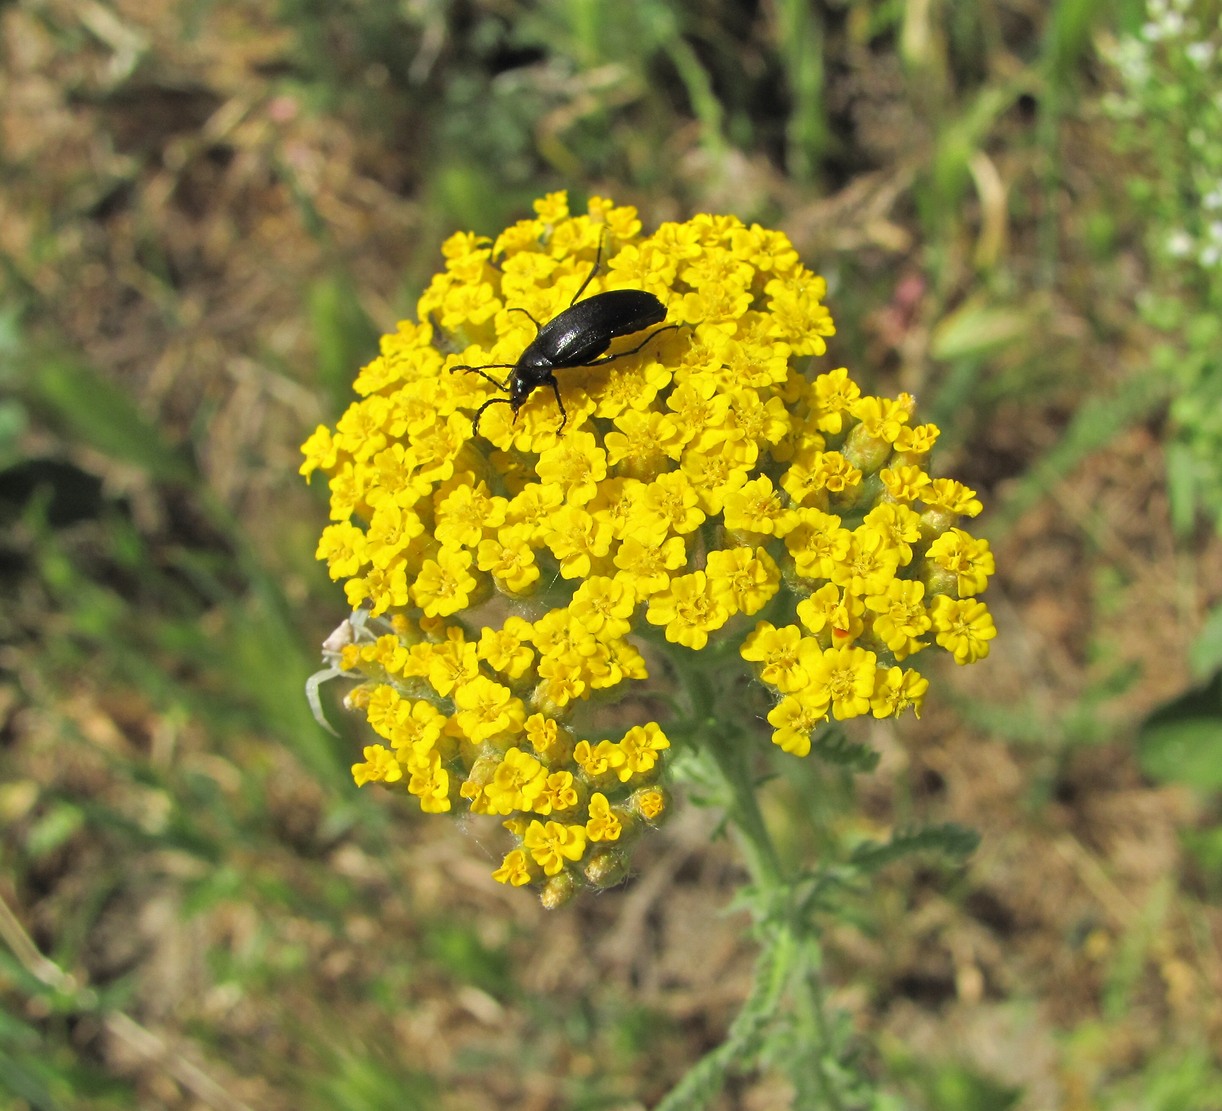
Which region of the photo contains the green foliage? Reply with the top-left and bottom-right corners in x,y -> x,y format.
893,1054 -> 1023,1111
1064,1025 -> 1222,1111
1138,671 -> 1222,789
810,726 -> 882,773
653,927 -> 791,1111
24,357 -> 193,483
848,824 -> 980,874
990,369 -> 1174,530
1190,602 -> 1222,677
1107,1047 -> 1222,1111
662,661 -> 985,1108
422,922 -> 513,999
1103,0 -> 1222,534
312,1050 -> 437,1111
310,272 -> 380,419
3,0 -> 1220,1107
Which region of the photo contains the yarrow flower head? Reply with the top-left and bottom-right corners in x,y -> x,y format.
302,192 -> 997,906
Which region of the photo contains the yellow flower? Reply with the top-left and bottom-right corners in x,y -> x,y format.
613,534 -> 687,597
477,617 -> 536,681
453,674 -> 526,744
926,528 -> 995,597
406,749 -> 452,813
316,522 -> 367,581
764,270 -> 835,355
569,576 -> 635,639
862,503 -> 922,565
523,819 -> 587,876
305,192 -> 996,903
477,525 -> 541,596
645,571 -> 731,650
483,747 -> 547,814
586,793 -> 623,842
411,547 -> 478,617
380,695 -> 447,756
785,510 -> 850,580
524,713 -> 572,765
635,471 -> 706,539
630,787 -> 668,824
930,596 -> 997,664
365,504 -> 425,569
618,723 -> 670,779
492,848 -> 534,887
741,622 -> 819,694
300,425 -> 338,480
810,644 -> 879,720
535,431 -> 607,503
360,634 -> 410,677
722,474 -> 797,537
864,579 -> 931,659
574,738 -> 627,781
543,505 -> 613,579
797,584 -> 866,648
419,630 -> 480,697
705,546 -> 781,616
534,771 -> 579,815
871,666 -> 930,719
922,478 -> 983,518
833,527 -> 903,597
351,745 -> 402,787
809,367 -> 860,434
767,694 -> 826,757
434,480 -> 507,549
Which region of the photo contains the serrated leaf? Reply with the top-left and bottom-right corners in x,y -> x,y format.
810,728 -> 880,772
849,823 -> 980,873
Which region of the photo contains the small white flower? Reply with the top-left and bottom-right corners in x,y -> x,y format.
1167,230 -> 1195,258
1185,40 -> 1214,67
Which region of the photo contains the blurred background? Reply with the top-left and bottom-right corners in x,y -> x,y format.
3,0 -> 1222,1107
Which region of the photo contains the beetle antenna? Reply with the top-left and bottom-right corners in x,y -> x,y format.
471,395 -> 514,435
450,363 -> 516,390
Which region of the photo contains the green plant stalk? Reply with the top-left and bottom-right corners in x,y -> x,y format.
676,652 -> 783,888
797,937 -> 850,1110
667,649 -> 858,1106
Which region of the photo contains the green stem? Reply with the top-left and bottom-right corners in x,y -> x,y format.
796,936 -> 849,1111
677,658 -> 783,891
668,651 -> 860,1108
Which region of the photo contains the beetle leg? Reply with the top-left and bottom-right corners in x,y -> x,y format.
584,323 -> 680,366
508,306 -> 543,332
548,376 -> 568,434
568,229 -> 606,307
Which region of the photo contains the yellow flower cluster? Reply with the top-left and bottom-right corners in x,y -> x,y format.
302,191 -> 996,904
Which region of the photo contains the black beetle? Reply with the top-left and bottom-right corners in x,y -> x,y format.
451,236 -> 677,435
